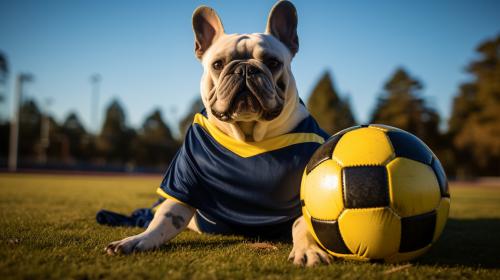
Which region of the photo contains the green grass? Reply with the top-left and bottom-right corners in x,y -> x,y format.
0,173 -> 499,279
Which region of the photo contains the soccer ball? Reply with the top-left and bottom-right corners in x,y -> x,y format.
300,124 -> 450,262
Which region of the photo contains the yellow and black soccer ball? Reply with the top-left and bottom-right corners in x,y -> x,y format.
300,124 -> 450,262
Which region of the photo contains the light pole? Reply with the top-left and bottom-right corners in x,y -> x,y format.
8,73 -> 34,172
90,74 -> 101,133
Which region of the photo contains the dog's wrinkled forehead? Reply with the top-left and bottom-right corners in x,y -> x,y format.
202,33 -> 291,66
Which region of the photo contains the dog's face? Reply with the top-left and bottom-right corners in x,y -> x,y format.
193,1 -> 299,125
202,34 -> 290,122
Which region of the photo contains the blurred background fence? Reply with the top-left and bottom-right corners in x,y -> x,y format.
0,1 -> 499,179
1,34 -> 499,177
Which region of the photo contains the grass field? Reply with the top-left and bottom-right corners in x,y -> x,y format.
0,173 -> 499,279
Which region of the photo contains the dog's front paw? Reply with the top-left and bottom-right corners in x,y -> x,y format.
289,217 -> 333,267
105,233 -> 159,255
288,242 -> 333,267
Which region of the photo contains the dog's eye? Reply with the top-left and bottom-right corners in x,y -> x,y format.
212,60 -> 224,71
265,58 -> 282,69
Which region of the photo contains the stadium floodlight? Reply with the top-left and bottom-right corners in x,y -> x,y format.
90,74 -> 101,133
8,73 -> 34,172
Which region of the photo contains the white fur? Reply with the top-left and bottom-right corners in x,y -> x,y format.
200,33 -> 308,142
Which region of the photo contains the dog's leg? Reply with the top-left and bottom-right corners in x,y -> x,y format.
289,216 -> 333,267
106,199 -> 194,255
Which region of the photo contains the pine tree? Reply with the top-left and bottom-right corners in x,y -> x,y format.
449,35 -> 500,176
18,99 -> 42,160
97,99 -> 135,164
179,97 -> 204,137
140,109 -> 174,144
62,112 -> 91,161
370,68 -> 441,149
306,71 -> 356,135
132,109 -> 178,167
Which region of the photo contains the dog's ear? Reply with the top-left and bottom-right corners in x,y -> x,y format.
265,1 -> 299,57
192,6 -> 225,60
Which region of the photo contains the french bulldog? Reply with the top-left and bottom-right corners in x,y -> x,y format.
106,0 -> 332,267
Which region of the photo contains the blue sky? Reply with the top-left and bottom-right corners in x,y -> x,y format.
1,0 -> 499,135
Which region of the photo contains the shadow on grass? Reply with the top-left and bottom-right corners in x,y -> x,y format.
418,218 -> 500,268
134,218 -> 500,269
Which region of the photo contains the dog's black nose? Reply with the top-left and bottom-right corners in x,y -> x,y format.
234,64 -> 260,76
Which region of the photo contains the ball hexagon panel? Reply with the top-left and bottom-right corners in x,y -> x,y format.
302,159 -> 344,220
433,197 -> 450,242
386,130 -> 433,165
333,127 -> 395,166
338,207 -> 401,259
387,157 -> 441,217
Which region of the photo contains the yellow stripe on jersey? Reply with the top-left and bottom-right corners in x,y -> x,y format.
193,113 -> 325,158
156,188 -> 191,208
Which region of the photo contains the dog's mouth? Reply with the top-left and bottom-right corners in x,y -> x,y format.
212,89 -> 271,121
210,63 -> 284,122
212,88 -> 283,122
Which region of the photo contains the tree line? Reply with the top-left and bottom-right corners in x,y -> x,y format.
308,35 -> 499,178
0,35 -> 498,177
0,99 -> 180,172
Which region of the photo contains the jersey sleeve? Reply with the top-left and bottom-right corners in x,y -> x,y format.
157,127 -> 199,207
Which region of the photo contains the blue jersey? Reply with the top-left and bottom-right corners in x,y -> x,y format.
157,110 -> 328,230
